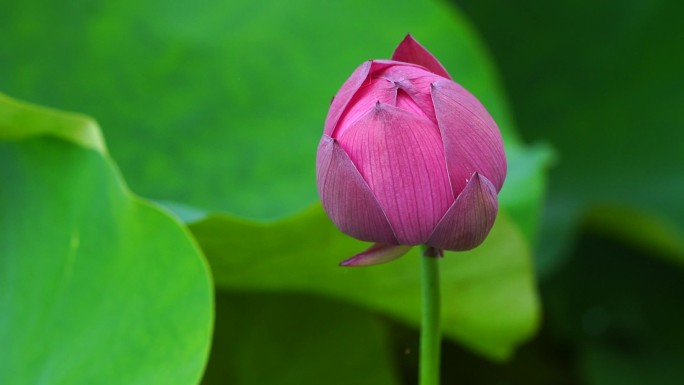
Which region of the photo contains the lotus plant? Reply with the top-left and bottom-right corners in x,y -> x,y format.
315,35 -> 507,385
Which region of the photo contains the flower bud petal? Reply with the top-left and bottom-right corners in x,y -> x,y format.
427,172 -> 499,251
334,77 -> 398,139
338,103 -> 453,245
316,136 -> 398,244
374,65 -> 440,125
339,243 -> 413,267
431,80 -> 507,194
324,61 -> 372,136
391,34 -> 452,80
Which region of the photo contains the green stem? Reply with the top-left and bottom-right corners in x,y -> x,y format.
420,249 -> 441,385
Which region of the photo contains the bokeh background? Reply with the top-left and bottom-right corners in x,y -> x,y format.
451,0 -> 684,384
1,0 -> 683,384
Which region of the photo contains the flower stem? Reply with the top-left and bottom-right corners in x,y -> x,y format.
420,249 -> 441,385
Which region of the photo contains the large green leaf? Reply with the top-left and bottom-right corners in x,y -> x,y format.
0,96 -> 213,384
202,293 -> 400,385
453,0 -> 684,273
190,206 -> 539,360
0,0 -> 549,240
583,206 -> 684,268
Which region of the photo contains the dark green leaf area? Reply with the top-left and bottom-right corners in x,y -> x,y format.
201,292 -> 399,385
543,233 -> 684,385
453,0 -> 684,275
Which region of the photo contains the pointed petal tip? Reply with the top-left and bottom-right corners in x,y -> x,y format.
391,35 -> 452,79
427,172 -> 499,251
400,33 -> 417,45
430,79 -> 445,90
339,244 -> 412,267
470,171 -> 482,182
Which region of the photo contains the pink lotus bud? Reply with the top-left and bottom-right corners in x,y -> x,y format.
316,35 -> 506,266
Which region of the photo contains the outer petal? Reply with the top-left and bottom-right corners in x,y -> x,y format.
431,79 -> 507,193
339,243 -> 412,267
316,136 -> 397,244
391,34 -> 452,80
427,172 -> 499,251
338,103 -> 453,245
324,61 -> 372,136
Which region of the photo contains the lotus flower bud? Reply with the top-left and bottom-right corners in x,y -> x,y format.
316,35 -> 506,266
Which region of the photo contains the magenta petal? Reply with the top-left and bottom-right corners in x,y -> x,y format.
375,65 -> 441,125
333,77 -> 397,139
338,103 -> 453,245
391,34 -> 452,80
316,136 -> 398,244
431,79 -> 507,194
339,243 -> 413,267
427,173 -> 499,251
324,61 -> 372,136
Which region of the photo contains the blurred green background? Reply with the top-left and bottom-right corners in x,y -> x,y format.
1,0 -> 683,384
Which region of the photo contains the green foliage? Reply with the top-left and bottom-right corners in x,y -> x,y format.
0,0 -> 547,228
0,97 -> 213,384
0,0 -> 552,383
190,206 -> 538,360
453,0 -> 684,383
0,94 -> 105,152
454,0 -> 684,275
202,293 -> 400,385
584,206 -> 684,267
543,234 -> 684,385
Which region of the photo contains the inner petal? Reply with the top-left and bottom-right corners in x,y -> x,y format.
334,77 -> 396,139
396,88 -> 430,121
377,65 -> 440,125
